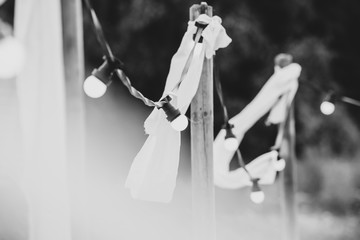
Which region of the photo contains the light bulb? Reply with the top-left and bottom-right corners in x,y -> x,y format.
83,59 -> 117,98
224,137 -> 238,151
320,101 -> 335,115
0,37 -> 25,79
170,114 -> 188,131
250,178 -> 264,204
160,97 -> 188,132
0,0 -> 7,6
274,158 -> 286,171
83,75 -> 107,98
250,191 -> 265,204
223,122 -> 238,151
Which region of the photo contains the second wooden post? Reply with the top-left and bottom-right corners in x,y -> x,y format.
190,3 -> 216,240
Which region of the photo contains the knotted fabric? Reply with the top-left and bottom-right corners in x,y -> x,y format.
125,15 -> 231,202
214,63 -> 301,188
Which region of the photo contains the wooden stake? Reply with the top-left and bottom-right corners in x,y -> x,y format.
190,3 -> 216,240
280,94 -> 298,240
274,53 -> 298,240
60,0 -> 86,239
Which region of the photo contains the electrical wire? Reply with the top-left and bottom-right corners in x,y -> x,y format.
299,79 -> 360,108
214,56 -> 229,123
83,0 -> 206,108
83,0 -> 115,62
236,149 -> 253,180
114,69 -> 163,107
214,57 -> 253,180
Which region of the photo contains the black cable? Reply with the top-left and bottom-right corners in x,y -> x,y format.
83,0 -> 207,108
83,0 -> 115,62
214,57 -> 253,180
299,80 -> 360,108
236,149 -> 253,180
214,56 -> 229,123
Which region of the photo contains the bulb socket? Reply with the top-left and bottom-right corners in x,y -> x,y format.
91,57 -> 124,86
91,60 -> 114,86
251,178 -> 261,193
274,53 -> 293,68
323,92 -> 337,104
223,122 -> 236,139
161,101 -> 181,122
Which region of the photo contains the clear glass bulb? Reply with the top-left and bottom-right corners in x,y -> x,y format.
320,101 -> 335,115
274,158 -> 286,171
0,37 -> 25,79
224,137 -> 238,151
83,75 -> 107,98
171,114 -> 188,131
250,191 -> 265,204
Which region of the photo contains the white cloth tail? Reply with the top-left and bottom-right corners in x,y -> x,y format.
214,151 -> 279,189
125,113 -> 180,203
267,75 -> 299,124
126,25 -> 203,203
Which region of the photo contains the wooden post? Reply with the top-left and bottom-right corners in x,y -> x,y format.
60,0 -> 86,239
280,93 -> 298,240
190,3 -> 216,240
274,53 -> 298,240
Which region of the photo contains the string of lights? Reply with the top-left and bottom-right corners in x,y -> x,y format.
299,79 -> 360,115
82,0 -> 207,131
214,59 -> 239,151
214,58 -> 266,204
213,54 -> 300,204
83,0 -> 360,204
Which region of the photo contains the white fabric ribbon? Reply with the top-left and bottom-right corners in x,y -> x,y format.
266,66 -> 299,124
214,150 -> 281,189
214,63 -> 301,188
125,15 -> 231,202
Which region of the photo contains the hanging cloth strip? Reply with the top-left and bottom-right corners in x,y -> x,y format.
125,14 -> 231,202
213,63 -> 301,189
14,0 -> 72,239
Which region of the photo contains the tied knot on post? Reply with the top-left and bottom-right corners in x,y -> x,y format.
189,14 -> 232,59
266,62 -> 302,125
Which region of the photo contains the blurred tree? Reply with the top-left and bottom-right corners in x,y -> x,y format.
2,0 -> 360,159
80,0 -> 360,161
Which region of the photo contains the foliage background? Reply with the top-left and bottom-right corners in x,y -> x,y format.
80,0 -> 360,159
